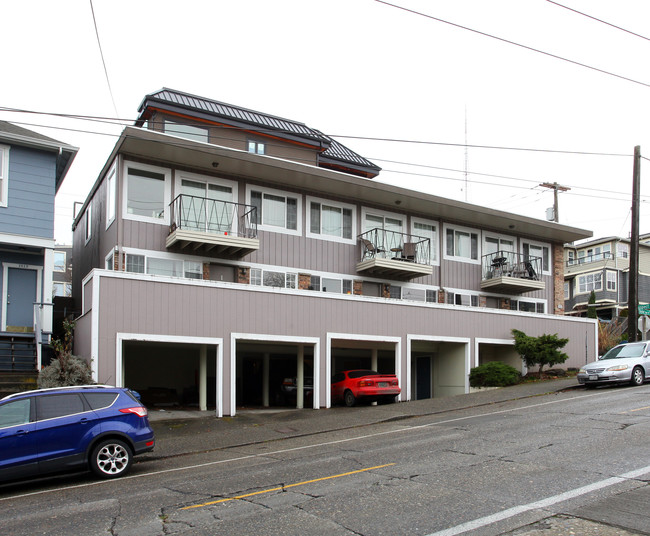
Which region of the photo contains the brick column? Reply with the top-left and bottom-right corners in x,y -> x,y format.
438,290 -> 446,304
353,280 -> 363,296
553,243 -> 565,315
382,284 -> 391,299
479,296 -> 487,308
237,266 -> 250,284
298,273 -> 311,290
500,298 -> 511,310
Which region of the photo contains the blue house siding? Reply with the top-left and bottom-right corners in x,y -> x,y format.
0,146 -> 56,239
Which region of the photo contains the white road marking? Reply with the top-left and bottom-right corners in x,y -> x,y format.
425,465 -> 650,536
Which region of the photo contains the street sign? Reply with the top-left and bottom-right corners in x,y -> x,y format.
639,316 -> 650,337
638,304 -> 650,315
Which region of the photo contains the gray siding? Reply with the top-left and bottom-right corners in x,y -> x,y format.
0,145 -> 56,239
87,273 -> 596,414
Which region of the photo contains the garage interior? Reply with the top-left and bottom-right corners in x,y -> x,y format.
478,342 -> 523,373
410,340 -> 466,400
122,340 -> 217,410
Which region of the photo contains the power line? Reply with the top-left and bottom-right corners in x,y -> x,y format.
545,0 -> 650,42
89,0 -> 119,118
374,0 -> 650,89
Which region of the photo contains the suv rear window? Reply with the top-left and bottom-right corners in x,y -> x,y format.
83,392 -> 118,410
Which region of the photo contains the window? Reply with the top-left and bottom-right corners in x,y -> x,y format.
445,225 -> 479,262
448,292 -> 479,306
179,175 -> 235,233
37,394 -> 85,421
0,144 -> 8,207
250,268 -> 296,289
484,235 -> 514,255
321,277 -> 352,294
578,272 -> 602,293
0,398 -> 30,428
106,164 -> 116,228
606,271 -> 617,291
126,254 -> 145,274
105,251 -> 114,270
84,393 -> 117,410
426,289 -> 437,303
522,241 -> 550,273
53,282 -> 72,298
402,288 -> 425,302
389,285 -> 402,299
308,198 -> 355,242
412,220 -> 438,264
617,243 -> 629,258
53,251 -> 66,272
125,163 -> 170,224
164,120 -> 209,143
514,301 -> 545,313
84,204 -> 92,243
564,281 -> 570,300
362,209 -> 406,252
147,258 -> 184,277
185,261 -> 203,280
247,140 -> 265,155
249,187 -> 300,234
567,251 -> 576,266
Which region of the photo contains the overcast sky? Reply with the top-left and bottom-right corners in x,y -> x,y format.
2,0 -> 650,245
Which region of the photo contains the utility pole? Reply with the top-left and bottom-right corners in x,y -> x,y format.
540,182 -> 571,222
628,146 -> 641,342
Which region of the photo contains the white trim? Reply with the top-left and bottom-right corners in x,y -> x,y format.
1,263 -> 43,331
474,337 -> 525,374
231,333 -> 320,416
411,216 -> 440,266
0,144 -> 9,207
443,222 -> 481,265
327,332 -> 401,407
122,160 -> 171,226
305,195 -> 356,245
84,203 -> 92,244
246,184 -> 302,237
105,162 -> 117,230
0,232 -> 55,249
116,332 -> 224,418
406,335 -> 471,399
91,274 -> 100,381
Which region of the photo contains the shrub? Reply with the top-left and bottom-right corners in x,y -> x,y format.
38,320 -> 93,388
512,329 -> 569,376
469,362 -> 521,388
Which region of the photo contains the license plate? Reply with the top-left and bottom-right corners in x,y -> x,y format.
588,374 -> 599,381
378,382 -> 388,387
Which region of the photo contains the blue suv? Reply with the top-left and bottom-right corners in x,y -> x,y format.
0,385 -> 155,482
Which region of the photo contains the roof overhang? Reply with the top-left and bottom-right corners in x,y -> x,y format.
73,127 -> 592,244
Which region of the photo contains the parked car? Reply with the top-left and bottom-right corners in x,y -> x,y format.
0,385 -> 155,483
577,341 -> 650,388
331,370 -> 401,407
279,376 -> 313,405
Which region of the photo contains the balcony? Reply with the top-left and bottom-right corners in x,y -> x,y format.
480,250 -> 545,294
166,195 -> 259,257
565,252 -> 620,275
356,229 -> 433,280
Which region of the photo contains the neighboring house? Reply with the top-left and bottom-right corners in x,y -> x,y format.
52,245 -> 75,349
564,235 -> 650,319
71,88 -> 595,416
0,121 -> 77,372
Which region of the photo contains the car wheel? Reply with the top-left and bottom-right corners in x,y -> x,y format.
90,439 -> 133,479
344,390 -> 356,407
630,366 -> 645,387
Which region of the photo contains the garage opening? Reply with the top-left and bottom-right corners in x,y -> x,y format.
235,342 -> 315,409
410,340 -> 466,400
122,341 -> 217,410
478,342 -> 522,373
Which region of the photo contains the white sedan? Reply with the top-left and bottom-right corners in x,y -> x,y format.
578,341 -> 650,388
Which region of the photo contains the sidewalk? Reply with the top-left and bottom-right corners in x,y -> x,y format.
148,377 -> 580,458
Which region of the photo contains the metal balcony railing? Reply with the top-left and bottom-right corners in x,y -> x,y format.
359,228 -> 431,265
482,250 -> 542,281
566,251 -> 614,267
170,194 -> 257,239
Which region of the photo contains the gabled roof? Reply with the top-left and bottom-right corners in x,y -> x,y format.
136,88 -> 380,179
0,120 -> 78,192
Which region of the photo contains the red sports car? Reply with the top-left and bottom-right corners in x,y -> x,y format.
331,370 -> 401,407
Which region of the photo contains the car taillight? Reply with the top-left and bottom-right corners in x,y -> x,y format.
282,378 -> 294,386
359,380 -> 374,387
391,380 -> 398,386
120,407 -> 148,417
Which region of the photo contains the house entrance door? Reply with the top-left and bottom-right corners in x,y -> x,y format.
4,266 -> 38,332
415,356 -> 432,400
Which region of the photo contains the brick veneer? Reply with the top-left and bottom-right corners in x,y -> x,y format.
553,243 -> 564,315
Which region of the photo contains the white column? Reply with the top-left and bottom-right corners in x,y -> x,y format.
262,353 -> 270,407
199,345 -> 207,411
297,345 -> 304,409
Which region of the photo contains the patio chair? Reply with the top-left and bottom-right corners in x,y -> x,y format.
361,238 -> 385,259
402,242 -> 416,262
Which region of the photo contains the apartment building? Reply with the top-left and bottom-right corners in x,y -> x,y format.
71,89 -> 596,415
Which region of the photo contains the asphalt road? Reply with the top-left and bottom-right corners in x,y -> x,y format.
1,384 -> 650,535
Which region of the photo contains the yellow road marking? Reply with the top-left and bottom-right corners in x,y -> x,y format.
626,405 -> 650,413
181,463 -> 396,510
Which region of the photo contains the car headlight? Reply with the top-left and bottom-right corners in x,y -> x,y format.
606,365 -> 629,372
578,367 -> 586,373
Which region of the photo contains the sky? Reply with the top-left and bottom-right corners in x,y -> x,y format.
2,0 -> 650,246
